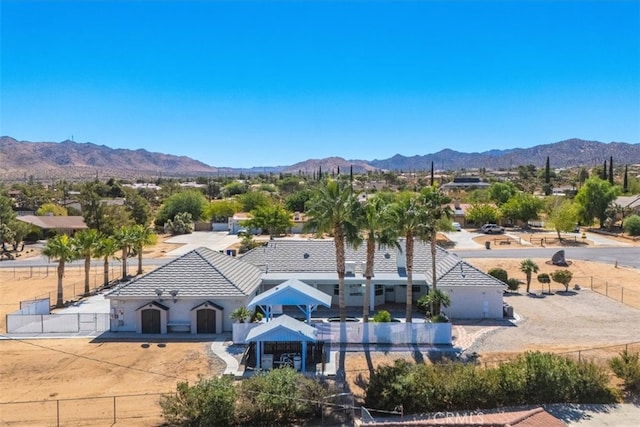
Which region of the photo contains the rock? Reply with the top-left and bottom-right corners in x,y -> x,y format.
552,250 -> 568,267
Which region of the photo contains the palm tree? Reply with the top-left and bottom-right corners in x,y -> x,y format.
129,224 -> 157,275
420,187 -> 453,313
73,228 -> 103,295
305,179 -> 360,322
520,259 -> 540,293
42,234 -> 78,307
358,195 -> 398,322
113,226 -> 136,281
96,235 -> 119,287
391,193 -> 428,322
418,288 -> 451,318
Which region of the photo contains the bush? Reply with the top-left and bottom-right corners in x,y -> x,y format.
231,306 -> 252,323
236,367 -> 335,425
610,349 -> 640,394
624,215 -> 640,236
551,269 -> 573,292
364,351 -> 617,414
159,376 -> 236,426
372,310 -> 392,322
164,211 -> 194,235
506,278 -> 520,292
488,268 -> 508,284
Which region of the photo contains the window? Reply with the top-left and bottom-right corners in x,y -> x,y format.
333,285 -> 339,295
349,284 -> 364,296
375,285 -> 384,296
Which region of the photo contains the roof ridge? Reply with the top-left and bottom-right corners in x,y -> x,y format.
195,247 -> 250,294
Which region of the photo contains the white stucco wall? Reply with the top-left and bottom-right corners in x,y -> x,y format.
440,285 -> 504,319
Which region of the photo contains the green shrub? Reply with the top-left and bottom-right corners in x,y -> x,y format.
236,367 -> 335,425
159,376 -> 236,426
506,278 -> 520,292
487,268 -> 508,284
610,349 -> 640,393
230,306 -> 252,323
624,215 -> 640,236
372,310 -> 392,322
551,269 -> 573,292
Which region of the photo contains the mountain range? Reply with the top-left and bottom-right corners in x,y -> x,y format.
1,136 -> 638,181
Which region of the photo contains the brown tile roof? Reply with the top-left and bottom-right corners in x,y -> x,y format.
365,407 -> 565,427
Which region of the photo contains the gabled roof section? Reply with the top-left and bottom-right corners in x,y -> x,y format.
16,215 -> 87,230
437,260 -> 507,288
191,300 -> 225,311
135,301 -> 169,311
245,314 -> 317,342
107,247 -> 263,298
248,278 -> 332,309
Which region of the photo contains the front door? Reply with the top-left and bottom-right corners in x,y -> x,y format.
141,309 -> 161,334
197,309 -> 216,334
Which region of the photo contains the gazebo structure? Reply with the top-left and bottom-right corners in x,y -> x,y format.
245,279 -> 331,371
248,278 -> 331,324
245,314 -> 318,371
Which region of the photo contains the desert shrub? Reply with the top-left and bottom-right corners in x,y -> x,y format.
230,306 -> 252,323
164,211 -> 194,235
506,278 -> 520,292
610,349 -> 640,393
372,310 -> 392,322
159,376 -> 236,426
487,267 -> 508,284
623,215 -> 640,236
551,269 -> 573,292
364,352 -> 617,414
236,367 -> 333,425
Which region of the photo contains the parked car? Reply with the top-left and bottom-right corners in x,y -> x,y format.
452,222 -> 462,231
480,223 -> 504,234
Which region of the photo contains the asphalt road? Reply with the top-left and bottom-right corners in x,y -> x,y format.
451,246 -> 640,268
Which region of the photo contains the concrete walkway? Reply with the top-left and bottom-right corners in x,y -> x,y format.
210,338 -> 244,376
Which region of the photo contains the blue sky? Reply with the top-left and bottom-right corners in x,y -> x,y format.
1,0 -> 639,168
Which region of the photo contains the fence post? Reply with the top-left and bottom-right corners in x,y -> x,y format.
113,395 -> 117,425
590,276 -> 593,290
606,282 -> 608,296
30,266 -> 33,278
621,287 -> 624,303
57,399 -> 60,427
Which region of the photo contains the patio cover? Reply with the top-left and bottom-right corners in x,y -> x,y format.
245,314 -> 317,371
247,278 -> 331,324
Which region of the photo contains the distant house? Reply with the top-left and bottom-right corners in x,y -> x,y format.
441,177 -> 491,191
16,215 -> 87,237
615,195 -> 640,215
228,212 -> 261,235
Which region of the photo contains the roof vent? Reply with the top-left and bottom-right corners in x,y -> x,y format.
345,261 -> 356,276
303,253 -> 310,259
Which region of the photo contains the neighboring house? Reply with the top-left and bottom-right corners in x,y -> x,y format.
229,212 -> 252,234
441,176 -> 491,191
105,247 -> 263,334
288,211 -> 308,234
16,215 -> 87,237
615,195 -> 640,215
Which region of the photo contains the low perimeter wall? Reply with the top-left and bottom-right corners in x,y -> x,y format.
6,313 -> 110,334
233,322 -> 451,345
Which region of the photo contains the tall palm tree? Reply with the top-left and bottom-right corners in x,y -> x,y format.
520,259 -> 539,293
96,235 -> 119,287
305,179 -> 360,322
129,224 -> 157,275
113,226 -> 136,281
73,228 -> 103,295
358,195 -> 398,322
391,193 -> 428,323
42,234 -> 78,307
420,187 -> 453,313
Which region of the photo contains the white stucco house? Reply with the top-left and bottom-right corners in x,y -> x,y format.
105,239 -> 506,335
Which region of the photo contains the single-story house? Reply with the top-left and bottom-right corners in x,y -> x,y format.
228,212 -> 261,235
441,177 -> 491,192
16,215 -> 88,237
105,239 -> 506,335
105,247 -> 263,334
615,195 -> 640,216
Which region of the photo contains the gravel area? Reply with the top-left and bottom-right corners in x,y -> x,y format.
460,289 -> 640,355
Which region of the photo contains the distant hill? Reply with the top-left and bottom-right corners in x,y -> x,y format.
1,136 -> 638,181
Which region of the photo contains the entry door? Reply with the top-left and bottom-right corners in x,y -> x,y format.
197,309 -> 216,334
141,309 -> 161,334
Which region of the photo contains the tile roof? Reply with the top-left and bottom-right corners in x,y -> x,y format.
245,314 -> 317,342
16,215 -> 88,230
437,260 -> 508,288
106,247 -> 262,299
248,278 -> 332,309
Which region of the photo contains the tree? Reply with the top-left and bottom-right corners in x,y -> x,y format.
96,235 -> 119,287
0,195 -> 16,227
124,191 -> 152,226
113,226 -> 136,281
79,182 -> 108,232
155,190 -> 207,227
205,199 -> 242,222
544,156 -> 551,184
164,211 -> 195,235
466,203 -> 501,226
130,225 -> 156,275
357,195 -> 397,322
488,267 -> 508,284
36,203 -> 67,216
519,259 -> 539,293
624,165 -> 629,193
284,189 -> 313,213
609,156 -> 614,185
238,191 -> 271,212
488,182 -> 518,206
623,215 -> 640,236
243,204 -> 293,239
546,198 -> 579,240
222,181 -> 248,197
305,179 -> 360,322
551,269 -> 573,292
500,193 -> 544,226
420,187 -> 453,314
73,229 -> 103,295
391,193 -> 429,322
537,273 -> 551,294
43,234 -> 78,307
417,289 -> 451,319
575,177 -> 619,227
